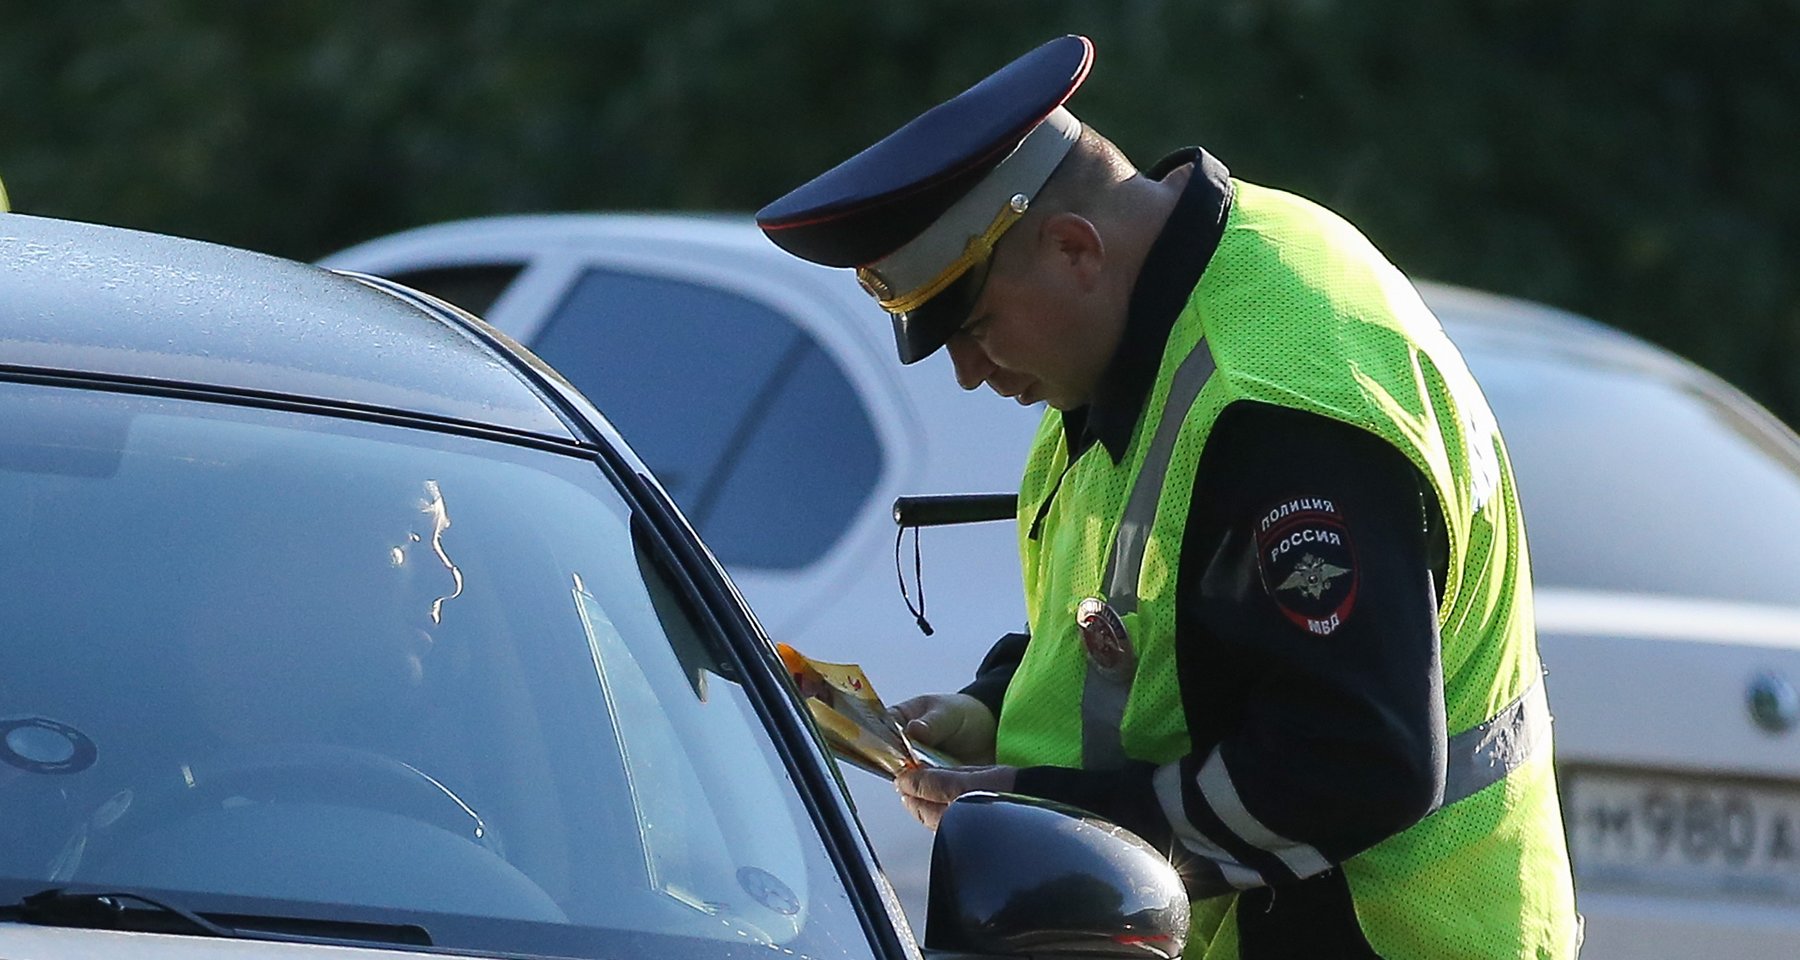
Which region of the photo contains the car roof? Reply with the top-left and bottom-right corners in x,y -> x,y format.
0,214 -> 577,442
1420,279 -> 1792,428
318,211 -> 772,266
1422,281 -> 1677,374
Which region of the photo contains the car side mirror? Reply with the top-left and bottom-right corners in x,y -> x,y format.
924,792 -> 1188,959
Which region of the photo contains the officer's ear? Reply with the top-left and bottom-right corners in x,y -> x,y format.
1039,212 -> 1105,291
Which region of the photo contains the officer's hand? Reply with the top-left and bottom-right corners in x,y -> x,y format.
895,764 -> 1017,831
889,693 -> 997,765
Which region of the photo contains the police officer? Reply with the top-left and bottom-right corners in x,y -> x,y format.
757,36 -> 1578,959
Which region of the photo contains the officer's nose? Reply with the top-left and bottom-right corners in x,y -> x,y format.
946,333 -> 996,392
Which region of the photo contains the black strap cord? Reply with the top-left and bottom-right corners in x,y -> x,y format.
1028,458 -> 1079,541
894,523 -> 934,636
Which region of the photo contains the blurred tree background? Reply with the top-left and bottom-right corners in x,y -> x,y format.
3,0 -> 1797,419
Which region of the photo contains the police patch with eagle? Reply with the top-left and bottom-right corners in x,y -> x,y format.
1253,496 -> 1360,637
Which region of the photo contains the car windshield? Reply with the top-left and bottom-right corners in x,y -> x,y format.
1461,337 -> 1800,609
0,381 -> 875,960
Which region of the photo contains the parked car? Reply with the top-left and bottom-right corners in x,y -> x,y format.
0,213 -> 1190,959
327,214 -> 1800,958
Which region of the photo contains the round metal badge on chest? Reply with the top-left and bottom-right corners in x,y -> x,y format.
1076,597 -> 1134,674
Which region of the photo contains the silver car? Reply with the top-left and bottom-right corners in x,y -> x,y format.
326,216 -> 1800,958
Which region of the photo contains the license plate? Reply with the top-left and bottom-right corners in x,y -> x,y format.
1566,768 -> 1800,902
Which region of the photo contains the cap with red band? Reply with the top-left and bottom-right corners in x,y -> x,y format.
756,35 -> 1095,364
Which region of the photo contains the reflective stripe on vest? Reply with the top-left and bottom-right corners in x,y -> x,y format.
1080,338 -> 1216,770
1440,678 -> 1550,809
1149,678 -> 1552,894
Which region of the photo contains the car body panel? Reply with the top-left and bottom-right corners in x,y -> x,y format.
0,215 -> 574,441
0,926 -> 438,960
1538,589 -> 1800,778
1571,891 -> 1800,958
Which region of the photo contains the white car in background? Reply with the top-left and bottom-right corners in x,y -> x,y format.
326,215 -> 1800,959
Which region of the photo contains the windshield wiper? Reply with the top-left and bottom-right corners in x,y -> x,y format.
5,888 -> 232,937
2,887 -> 432,947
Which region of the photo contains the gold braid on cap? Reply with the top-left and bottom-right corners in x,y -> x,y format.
858,194 -> 1029,315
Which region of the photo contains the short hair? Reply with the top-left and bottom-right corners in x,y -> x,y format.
987,126 -> 1134,282
1031,126 -> 1138,216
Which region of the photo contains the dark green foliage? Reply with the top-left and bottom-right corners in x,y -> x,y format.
3,1 -> 1796,419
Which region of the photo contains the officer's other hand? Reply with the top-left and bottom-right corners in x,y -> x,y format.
895,764 -> 1017,831
889,693 -> 997,765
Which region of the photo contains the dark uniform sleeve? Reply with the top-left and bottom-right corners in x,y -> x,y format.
1013,401 -> 1448,899
959,630 -> 1030,717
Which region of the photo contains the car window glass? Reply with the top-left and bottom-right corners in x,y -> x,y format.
699,343 -> 885,570
529,268 -> 882,570
1465,346 -> 1800,607
0,382 -> 878,960
530,269 -> 795,507
386,264 -> 525,317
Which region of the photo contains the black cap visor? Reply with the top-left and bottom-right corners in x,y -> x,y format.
890,256 -> 993,365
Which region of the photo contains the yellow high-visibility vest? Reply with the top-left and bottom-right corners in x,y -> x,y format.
997,180 -> 1578,958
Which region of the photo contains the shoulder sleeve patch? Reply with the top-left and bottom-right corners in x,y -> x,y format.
1252,496 -> 1359,637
